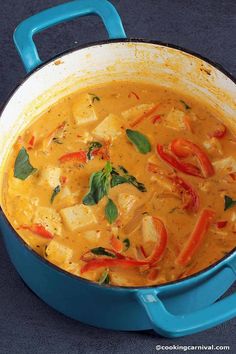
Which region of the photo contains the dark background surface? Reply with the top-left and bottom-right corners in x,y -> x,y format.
0,0 -> 236,353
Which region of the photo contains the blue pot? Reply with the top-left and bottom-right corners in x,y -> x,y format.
1,0 -> 236,338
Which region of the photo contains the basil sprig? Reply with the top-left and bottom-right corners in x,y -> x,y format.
111,166 -> 146,192
83,161 -> 112,205
224,195 -> 236,211
14,147 -> 37,180
126,129 -> 151,154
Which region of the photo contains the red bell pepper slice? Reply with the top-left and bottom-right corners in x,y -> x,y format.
20,224 -> 53,239
157,144 -> 202,177
139,245 -> 148,258
209,123 -> 227,139
59,150 -> 87,163
80,258 -> 149,274
81,217 -> 168,273
169,175 -> 199,212
170,138 -> 214,178
176,209 -> 215,266
145,217 -> 168,265
92,141 -> 110,160
110,235 -> 123,253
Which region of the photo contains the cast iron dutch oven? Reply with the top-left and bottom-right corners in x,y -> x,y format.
0,0 -> 236,337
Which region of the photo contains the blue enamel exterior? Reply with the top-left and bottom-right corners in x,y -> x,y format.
1,0 -> 235,338
13,0 -> 127,72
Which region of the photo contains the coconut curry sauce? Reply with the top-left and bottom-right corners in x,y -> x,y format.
3,81 -> 236,286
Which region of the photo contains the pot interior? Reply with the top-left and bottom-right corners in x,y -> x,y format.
0,40 -> 236,202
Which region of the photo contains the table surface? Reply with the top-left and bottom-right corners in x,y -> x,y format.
1,0 -> 236,353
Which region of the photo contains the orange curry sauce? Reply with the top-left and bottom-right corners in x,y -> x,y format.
3,81 -> 236,286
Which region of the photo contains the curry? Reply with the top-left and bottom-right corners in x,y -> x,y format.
3,81 -> 236,287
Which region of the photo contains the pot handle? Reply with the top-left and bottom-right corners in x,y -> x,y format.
13,0 -> 126,73
136,265 -> 236,338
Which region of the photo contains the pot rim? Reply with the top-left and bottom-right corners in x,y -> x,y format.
1,37 -> 236,292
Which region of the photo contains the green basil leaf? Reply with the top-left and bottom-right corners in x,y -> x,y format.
110,174 -> 127,188
87,141 -> 102,160
105,198 -> 118,224
224,195 -> 236,211
14,147 -> 37,180
126,129 -> 151,154
83,162 -> 112,205
180,100 -> 191,110
91,247 -> 115,258
50,185 -> 61,204
110,166 -> 146,192
126,174 -> 147,192
123,238 -> 130,251
98,269 -> 110,285
83,171 -> 108,205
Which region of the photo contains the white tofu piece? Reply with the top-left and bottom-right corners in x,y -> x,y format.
118,193 -> 138,213
83,229 -> 101,241
60,204 -> 97,231
165,108 -> 186,130
72,93 -> 98,126
122,103 -> 155,122
34,207 -> 62,236
61,261 -> 81,276
59,186 -> 72,199
39,166 -> 61,189
142,215 -> 157,243
45,239 -> 73,265
213,156 -> 236,173
92,114 -> 123,140
110,272 -> 134,286
79,132 -> 93,143
203,138 -> 223,155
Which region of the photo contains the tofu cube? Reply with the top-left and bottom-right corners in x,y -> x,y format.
83,229 -> 101,241
72,93 -> 98,126
118,193 -> 138,213
142,215 -> 157,243
45,239 -> 73,265
39,166 -> 61,189
34,207 -> 62,236
110,272 -> 134,286
92,114 -> 122,140
203,138 -> 223,156
61,261 -> 81,276
213,157 -> 236,173
60,204 -> 97,231
122,103 -> 155,122
165,108 -> 186,130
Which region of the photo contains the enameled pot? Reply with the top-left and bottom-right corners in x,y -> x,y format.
0,0 -> 236,338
